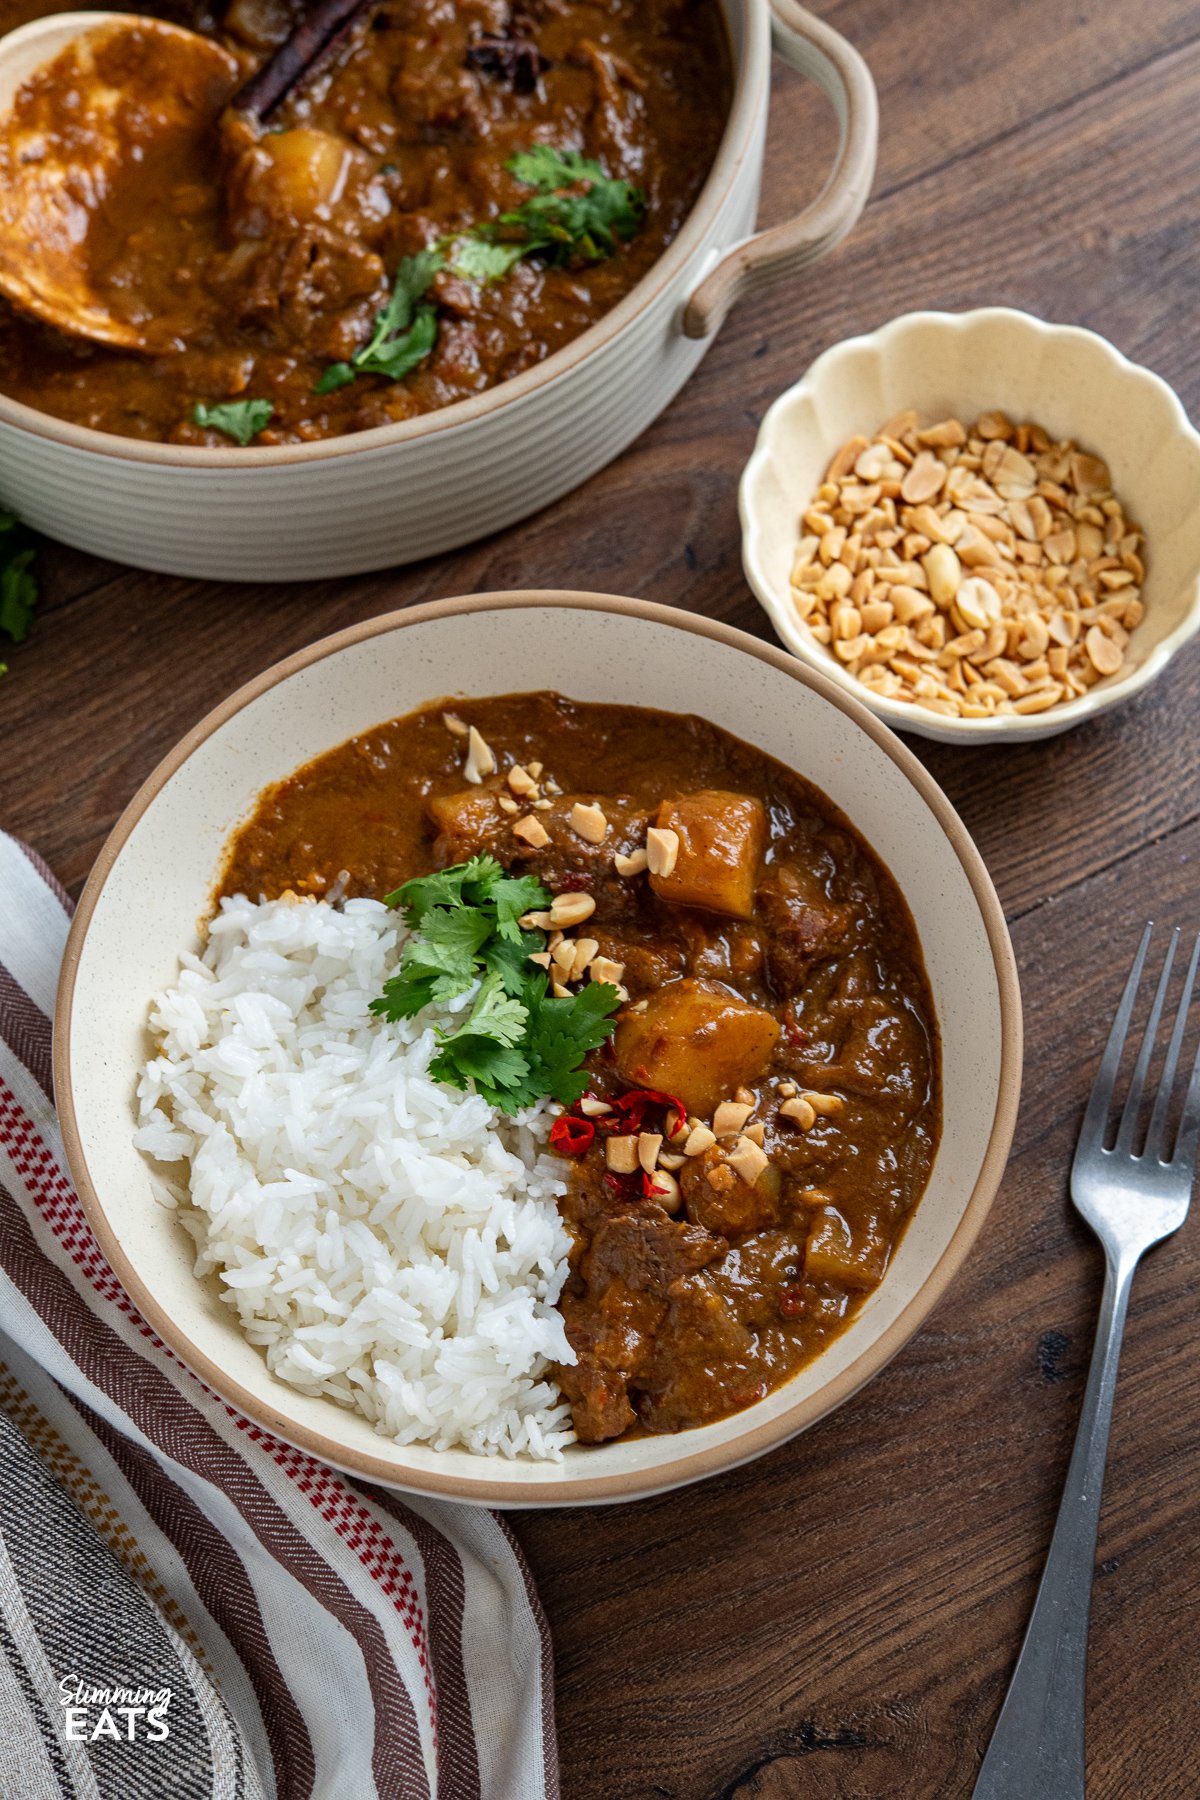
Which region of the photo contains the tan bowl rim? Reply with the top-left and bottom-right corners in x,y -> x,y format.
53,592 -> 1023,1503
0,6 -> 766,470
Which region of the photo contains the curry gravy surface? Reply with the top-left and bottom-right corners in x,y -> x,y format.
219,694 -> 941,1442
0,0 -> 731,443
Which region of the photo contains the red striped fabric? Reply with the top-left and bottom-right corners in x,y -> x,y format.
0,834 -> 560,1800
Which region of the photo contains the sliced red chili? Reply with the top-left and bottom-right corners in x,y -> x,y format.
549,1114 -> 594,1156
610,1087 -> 687,1138
781,1003 -> 809,1048
777,1285 -> 806,1320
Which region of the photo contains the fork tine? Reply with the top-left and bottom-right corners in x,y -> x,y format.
1170,969 -> 1200,1176
1145,931 -> 1200,1163
1114,927 -> 1179,1154
1077,922 -> 1152,1153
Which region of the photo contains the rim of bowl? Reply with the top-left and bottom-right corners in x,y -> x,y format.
740,306 -> 1200,741
0,3 -> 766,469
53,592 -> 1024,1504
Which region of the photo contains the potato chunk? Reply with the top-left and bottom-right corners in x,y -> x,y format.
426,787 -> 507,862
613,979 -> 780,1116
650,792 -> 767,920
805,1206 -> 889,1290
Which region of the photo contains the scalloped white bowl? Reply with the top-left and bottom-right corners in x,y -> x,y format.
740,308 -> 1200,744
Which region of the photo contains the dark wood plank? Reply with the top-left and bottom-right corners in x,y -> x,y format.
518,820 -> 1200,1800
2,5 -> 1199,1798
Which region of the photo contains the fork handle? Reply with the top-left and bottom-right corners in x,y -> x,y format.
972,1252 -> 1136,1799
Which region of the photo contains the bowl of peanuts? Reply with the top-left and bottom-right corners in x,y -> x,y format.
739,307 -> 1200,741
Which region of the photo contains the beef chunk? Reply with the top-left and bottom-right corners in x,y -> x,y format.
680,1144 -> 782,1240
582,1209 -> 726,1298
756,866 -> 857,995
555,1363 -> 635,1444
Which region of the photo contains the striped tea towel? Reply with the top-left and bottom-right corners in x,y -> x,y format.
0,833 -> 559,1800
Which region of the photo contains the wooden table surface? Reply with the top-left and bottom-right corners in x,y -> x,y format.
5,2 -> 1200,1794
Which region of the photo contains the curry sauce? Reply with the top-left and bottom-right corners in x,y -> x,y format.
0,0 -> 732,443
220,694 -> 941,1445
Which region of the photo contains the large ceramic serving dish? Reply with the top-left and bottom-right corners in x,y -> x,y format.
741,308 -> 1200,744
54,593 -> 1021,1506
0,0 -> 876,581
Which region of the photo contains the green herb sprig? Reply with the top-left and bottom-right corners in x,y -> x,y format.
316,147 -> 645,397
313,247 -> 442,397
370,854 -> 621,1112
193,399 -> 275,446
0,511 -> 38,678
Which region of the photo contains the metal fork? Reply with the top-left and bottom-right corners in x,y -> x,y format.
973,923 -> 1200,1800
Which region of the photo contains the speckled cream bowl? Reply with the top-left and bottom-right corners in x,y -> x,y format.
54,593 -> 1021,1506
0,0 -> 877,580
740,307 -> 1200,745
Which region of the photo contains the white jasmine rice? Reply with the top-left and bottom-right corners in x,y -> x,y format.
134,894 -> 576,1460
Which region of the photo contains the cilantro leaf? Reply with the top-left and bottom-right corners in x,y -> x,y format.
487,871 -> 553,939
0,547 -> 36,644
312,362 -> 357,395
193,399 -> 274,446
370,856 -> 620,1112
355,303 -> 438,383
443,970 -> 528,1050
445,236 -> 528,284
505,146 -> 608,191
0,512 -> 39,674
315,249 -> 442,395
431,1037 -> 531,1108
523,979 -> 622,1105
370,903 -> 492,1021
494,147 -> 645,266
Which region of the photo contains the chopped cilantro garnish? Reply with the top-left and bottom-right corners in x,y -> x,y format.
314,250 -> 441,396
492,146 -> 645,264
0,512 -> 38,677
316,145 -> 645,394
370,854 -> 621,1112
193,399 -> 274,446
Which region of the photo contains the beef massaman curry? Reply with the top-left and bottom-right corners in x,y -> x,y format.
219,694 -> 941,1444
0,0 -> 731,444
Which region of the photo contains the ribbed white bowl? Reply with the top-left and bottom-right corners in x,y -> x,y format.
740,308 -> 1200,744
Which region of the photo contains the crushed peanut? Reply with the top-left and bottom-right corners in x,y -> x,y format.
549,891 -> 596,928
614,847 -> 649,877
713,1099 -> 754,1137
804,1091 -> 844,1117
570,937 -> 599,979
442,712 -> 468,737
789,412 -> 1146,720
464,725 -> 496,783
645,826 -> 680,878
684,1123 -> 716,1156
780,1095 -> 816,1129
513,814 -> 550,848
569,801 -> 609,844
727,1135 -> 769,1184
646,1169 -> 681,1211
589,956 -> 626,986
606,1135 -> 639,1174
579,1095 -> 613,1117
637,1132 -> 663,1172
507,764 -> 538,797
496,793 -> 519,815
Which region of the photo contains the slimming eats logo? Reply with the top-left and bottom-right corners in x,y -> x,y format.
57,1674 -> 171,1743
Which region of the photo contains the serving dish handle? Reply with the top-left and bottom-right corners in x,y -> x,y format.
682,0 -> 878,339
